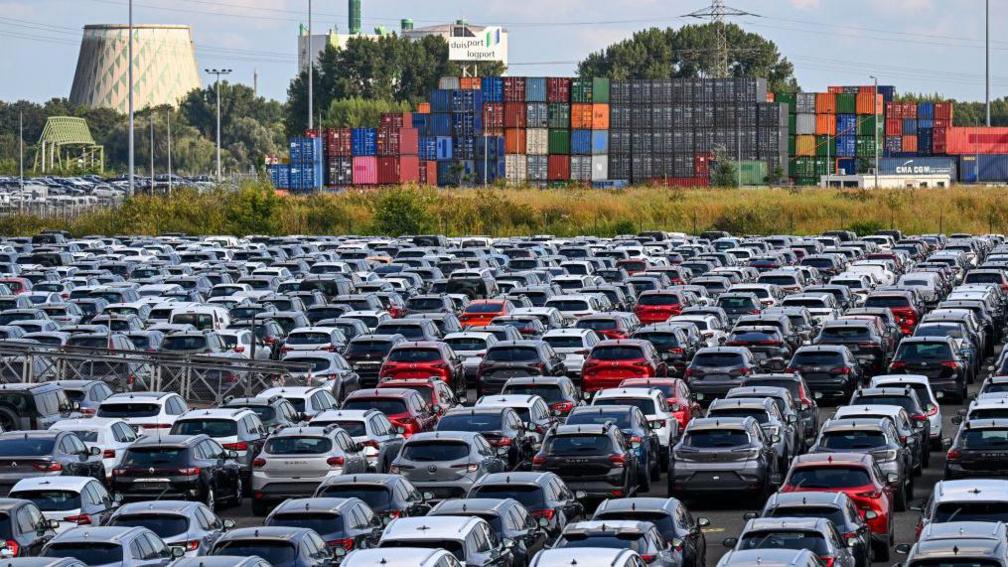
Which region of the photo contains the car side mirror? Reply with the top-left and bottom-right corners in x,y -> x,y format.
697,517 -> 711,528
742,512 -> 759,521
942,438 -> 952,450
950,415 -> 963,425
497,447 -> 509,458
89,446 -> 101,456
886,473 -> 899,484
722,537 -> 739,549
422,491 -> 434,501
785,415 -> 796,424
395,426 -> 406,435
170,546 -> 186,559
503,538 -> 516,550
895,544 -> 912,555
771,434 -> 781,443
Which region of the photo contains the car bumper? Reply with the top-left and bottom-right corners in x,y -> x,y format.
562,476 -> 630,498
668,467 -> 767,493
113,479 -> 204,501
406,480 -> 476,502
252,481 -> 325,502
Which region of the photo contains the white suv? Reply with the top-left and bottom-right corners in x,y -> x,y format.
95,392 -> 189,434
870,374 -> 942,446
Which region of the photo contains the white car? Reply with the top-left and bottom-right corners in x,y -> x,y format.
309,408 -> 404,472
217,328 -> 270,360
48,417 -> 139,479
541,328 -> 602,377
281,326 -> 347,354
443,331 -> 499,382
779,293 -> 840,326
531,548 -> 644,567
591,387 -> 679,459
342,310 -> 392,331
474,394 -> 554,445
870,374 -> 942,445
257,386 -> 339,419
95,391 -> 189,435
10,476 -> 115,534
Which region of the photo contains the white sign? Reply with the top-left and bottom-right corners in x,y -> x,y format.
448,26 -> 506,62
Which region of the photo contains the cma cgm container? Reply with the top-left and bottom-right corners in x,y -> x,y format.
959,155 -> 1008,183
878,156 -> 957,177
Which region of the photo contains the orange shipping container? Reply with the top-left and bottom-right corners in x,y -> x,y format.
416,102 -> 431,114
855,92 -> 883,115
460,77 -> 481,90
504,128 -> 527,154
815,114 -> 836,136
571,103 -> 594,129
795,135 -> 816,157
591,104 -> 610,130
902,135 -> 918,153
815,92 -> 836,114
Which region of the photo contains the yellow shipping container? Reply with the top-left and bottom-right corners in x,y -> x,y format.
795,135 -> 816,157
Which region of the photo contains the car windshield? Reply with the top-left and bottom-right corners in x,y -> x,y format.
591,346 -> 645,361
639,294 -> 680,306
547,300 -> 589,312
122,447 -> 187,467
684,430 -> 749,448
793,352 -> 844,366
544,435 -> 612,455
43,542 -> 123,565
594,397 -> 656,415
557,534 -> 644,551
342,398 -> 407,415
470,484 -> 546,508
692,353 -> 744,367
388,349 -> 442,363
269,512 -> 343,533
738,531 -> 829,554
503,385 -> 563,403
265,436 -> 332,455
171,419 -> 238,438
97,403 -> 159,418
438,414 -> 503,432
0,438 -> 55,456
214,541 -> 297,565
485,347 -> 540,363
381,540 -> 466,561
162,335 -> 208,350
767,506 -> 847,528
961,429 -> 1008,449
401,441 -> 470,461
109,514 -> 189,538
10,489 -> 82,511
318,485 -> 392,509
566,411 -> 632,429
708,409 -> 769,424
820,431 -> 887,449
788,466 -> 872,489
896,343 -> 952,360
933,502 -> 1008,523
758,277 -> 798,286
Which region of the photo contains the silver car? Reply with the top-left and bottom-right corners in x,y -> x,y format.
389,431 -> 508,502
106,500 -> 234,558
706,397 -> 797,474
40,526 -> 183,567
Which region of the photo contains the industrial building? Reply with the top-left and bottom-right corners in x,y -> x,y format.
69,24 -> 202,113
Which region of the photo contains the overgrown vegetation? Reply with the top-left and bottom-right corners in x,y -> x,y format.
4,182 -> 1008,238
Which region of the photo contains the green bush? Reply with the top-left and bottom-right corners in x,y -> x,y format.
370,187 -> 434,235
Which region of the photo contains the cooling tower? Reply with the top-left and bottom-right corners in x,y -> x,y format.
69,24 -> 202,113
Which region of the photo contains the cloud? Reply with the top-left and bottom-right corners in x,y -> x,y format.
788,0 -> 821,8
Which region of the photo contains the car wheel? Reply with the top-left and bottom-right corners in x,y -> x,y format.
649,453 -> 660,482
638,459 -> 651,493
0,409 -> 16,433
204,484 -> 216,511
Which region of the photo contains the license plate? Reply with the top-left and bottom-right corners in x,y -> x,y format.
694,393 -> 705,400
565,458 -> 589,464
135,478 -> 170,483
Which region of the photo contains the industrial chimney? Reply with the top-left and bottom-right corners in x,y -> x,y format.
348,0 -> 362,34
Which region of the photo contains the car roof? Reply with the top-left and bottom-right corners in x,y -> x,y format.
222,526 -> 315,540
933,479 -> 1008,502
743,517 -> 831,533
765,491 -> 847,509
406,431 -> 481,443
594,497 -> 677,514
273,497 -> 362,514
382,516 -> 484,539
716,549 -> 820,567
791,452 -> 873,467
341,548 -> 449,567
49,526 -> 149,543
530,548 -> 638,567
12,476 -> 97,492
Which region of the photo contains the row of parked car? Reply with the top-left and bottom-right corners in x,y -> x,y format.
0,228 -> 1005,567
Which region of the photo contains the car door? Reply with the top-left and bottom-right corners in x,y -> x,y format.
59,434 -> 91,477
18,504 -> 51,556
195,507 -> 224,550
142,532 -> 174,567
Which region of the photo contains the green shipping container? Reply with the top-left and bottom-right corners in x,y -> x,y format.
572,79 -> 593,103
856,116 -> 882,137
548,104 -> 571,129
790,157 -> 816,177
548,129 -> 571,154
733,160 -> 768,186
787,135 -> 796,156
835,93 -> 857,114
856,137 -> 877,158
794,176 -> 818,186
814,157 -> 834,176
788,114 -> 796,134
776,92 -> 797,111
815,135 -> 836,157
591,78 -> 610,103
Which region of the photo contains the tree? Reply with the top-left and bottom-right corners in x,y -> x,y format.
325,98 -> 412,128
578,23 -> 798,93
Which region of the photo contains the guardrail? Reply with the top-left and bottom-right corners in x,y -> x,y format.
0,344 -> 313,406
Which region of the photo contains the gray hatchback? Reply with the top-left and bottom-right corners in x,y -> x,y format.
390,432 -> 508,502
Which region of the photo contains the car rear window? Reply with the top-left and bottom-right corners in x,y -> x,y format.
566,411 -> 632,430
819,327 -> 871,340
792,352 -> 844,366
469,484 -> 546,508
214,541 -> 297,565
10,490 -> 81,512
401,441 -> 470,461
342,398 -> 408,415
269,512 -> 343,533
638,294 -> 680,306
264,436 -> 332,455
738,531 -> 829,555
591,346 -> 645,361
692,353 -> 744,366
594,397 -> 655,415
97,403 -> 159,418
485,347 -> 540,362
909,560 -> 1000,567
546,300 -> 590,312
445,337 -> 489,352
896,342 -> 952,360
787,466 -> 871,489
684,430 -> 749,448
767,506 -> 846,528
287,332 -> 333,345
171,419 -> 238,438
933,502 -> 1008,524
758,276 -> 798,286
502,384 -> 563,403
719,297 -> 758,309
121,447 -> 187,467
707,409 -> 769,424
819,430 -> 887,450
162,335 -> 208,350
961,429 -> 1008,450
108,514 -> 189,538
633,332 -> 680,349
557,534 -> 644,551
544,435 -> 612,455
465,303 -> 505,314
317,484 -> 392,509
865,296 -> 911,309
576,319 -> 619,331
388,349 -> 442,363
43,542 -> 123,564
438,413 -> 504,432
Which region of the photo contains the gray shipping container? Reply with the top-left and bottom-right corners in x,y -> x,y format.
591,155 -> 609,181
527,155 -> 548,181
571,155 -> 593,181
526,103 -> 549,129
795,92 -> 816,114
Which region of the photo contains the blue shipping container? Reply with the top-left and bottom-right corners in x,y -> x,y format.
836,136 -> 857,157
269,164 -> 290,189
289,137 -> 322,163
436,137 -> 453,160
475,158 -> 506,182
571,129 -> 592,155
877,86 -> 896,102
591,130 -> 609,155
902,119 -> 917,133
418,137 -> 437,161
917,119 -> 934,129
412,113 -> 431,136
475,136 -> 505,159
959,154 -> 1008,183
436,161 -> 459,187
452,90 -> 483,113
431,89 -> 453,113
917,128 -> 933,154
836,158 -> 858,175
350,129 -> 377,156
525,78 -> 547,102
454,137 -> 476,160
917,102 -> 934,120
481,77 -> 504,103
430,114 -> 452,137
836,114 -> 857,136
879,156 -> 957,177
452,112 -> 483,137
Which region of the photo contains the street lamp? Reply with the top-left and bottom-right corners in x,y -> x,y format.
205,68 -> 232,181
308,0 -> 313,132
870,75 -> 879,189
128,0 -> 134,197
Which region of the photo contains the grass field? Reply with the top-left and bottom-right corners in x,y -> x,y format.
4,182 -> 1008,237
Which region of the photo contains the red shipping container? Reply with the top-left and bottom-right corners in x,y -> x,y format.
902,135 -> 918,153
504,103 -> 527,128
304,129 -> 321,138
885,119 -> 902,136
504,129 -> 527,154
352,157 -> 377,185
933,119 -> 950,129
377,156 -> 419,184
903,103 -> 917,119
503,77 -> 526,102
694,152 -> 712,176
325,128 -> 353,157
380,112 -> 412,129
418,160 -> 437,186
933,127 -> 948,154
944,127 -> 1008,155
885,102 -> 900,119
376,127 -> 419,156
548,155 -> 570,181
934,102 -> 953,121
483,103 -> 505,129
484,127 -> 504,138
547,78 -> 571,102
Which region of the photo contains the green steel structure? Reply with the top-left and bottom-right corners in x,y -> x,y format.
33,117 -> 105,173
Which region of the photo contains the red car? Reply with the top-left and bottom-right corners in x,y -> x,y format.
574,314 -> 636,340
780,453 -> 895,561
340,388 -> 437,437
378,341 -> 464,395
0,278 -> 31,295
634,290 -> 688,324
377,377 -> 460,416
460,299 -> 514,328
582,339 -> 668,394
865,291 -> 919,335
618,377 -> 700,432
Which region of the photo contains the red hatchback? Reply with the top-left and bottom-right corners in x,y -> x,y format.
582,339 -> 668,394
378,341 -> 464,395
618,377 -> 700,432
634,290 -> 688,324
341,388 -> 437,438
460,299 -> 514,328
377,377 -> 459,416
780,453 -> 895,561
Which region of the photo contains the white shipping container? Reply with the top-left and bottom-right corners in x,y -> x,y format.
438,76 -> 460,90
571,156 -> 593,181
795,113 -> 816,135
796,92 -> 816,114
505,155 -> 528,184
591,155 -> 608,181
526,129 -> 549,155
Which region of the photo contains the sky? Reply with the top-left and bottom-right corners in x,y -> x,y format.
0,0 -> 1004,104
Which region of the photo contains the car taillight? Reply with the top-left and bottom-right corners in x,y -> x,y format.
103,449 -> 116,459
327,456 -> 345,467
940,361 -> 960,369
608,454 -> 627,467
223,442 -> 248,451
3,540 -> 18,556
640,555 -> 657,563
911,413 -> 928,423
33,462 -> 62,472
178,467 -> 201,476
830,367 -> 852,375
738,367 -> 751,376
186,540 -> 200,552
889,361 -> 907,370
495,437 -> 512,446
80,408 -> 96,416
856,489 -> 881,499
947,448 -> 961,460
139,423 -> 172,429
684,368 -> 696,378
252,458 -> 266,468
629,435 -> 642,444
531,508 -> 555,521
819,556 -> 835,567
532,454 -> 546,466
234,346 -> 245,353
926,405 -> 939,417
668,347 -> 685,355
63,514 -> 92,525
452,463 -> 480,472
280,346 -> 292,353
551,401 -> 574,414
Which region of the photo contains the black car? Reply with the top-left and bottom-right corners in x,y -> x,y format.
428,498 -> 548,567
477,341 -> 566,397
632,325 -> 696,376
888,336 -> 969,401
210,527 -> 333,567
787,345 -> 862,404
685,347 -> 757,407
531,423 -> 639,500
265,497 -> 382,552
312,474 -> 431,521
0,431 -> 104,495
0,498 -> 58,556
466,471 -> 584,539
752,491 -> 872,567
814,320 -> 890,376
436,407 -> 536,469
725,326 -> 791,372
593,497 -> 709,567
342,334 -> 407,388
566,404 -> 661,488
112,434 -> 242,510
944,418 -> 1008,480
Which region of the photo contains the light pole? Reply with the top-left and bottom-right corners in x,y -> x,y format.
128,0 -> 134,197
149,114 -> 154,190
870,75 -> 879,189
308,0 -> 313,132
986,0 -> 991,126
167,110 -> 173,195
18,110 -> 23,194
205,68 -> 232,181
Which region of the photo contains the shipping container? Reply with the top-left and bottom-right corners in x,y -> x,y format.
857,116 -> 882,138
815,114 -> 836,136
591,104 -> 610,130
901,135 -> 919,153
289,136 -> 323,163
547,78 -> 572,103
836,158 -> 858,175
835,114 -> 858,136
326,157 -> 353,186
429,114 -> 452,137
591,155 -> 608,181
836,135 -> 857,157
505,154 -> 527,183
935,102 -> 953,121
416,102 -> 431,114
571,155 -> 593,181
548,155 -> 571,180
352,156 -> 378,185
855,92 -> 883,115
547,103 -> 571,129
525,77 -> 547,102
418,160 -> 437,186
268,164 -> 290,189
526,128 -> 549,155
504,128 -> 527,154
439,76 -> 460,90
350,129 -> 377,157
325,128 -> 353,157
902,119 -> 917,134
571,104 -> 594,129
549,129 -> 571,154
504,103 -> 527,128
856,137 -> 877,158
418,137 -> 437,161
412,113 -> 430,135
571,79 -> 593,103
483,103 -> 505,129
795,113 -> 816,135
795,135 -> 816,157
571,129 -> 592,155
885,136 -> 903,154
527,155 -> 548,181
460,77 -> 481,90
526,103 -> 549,129
591,130 -> 609,155
877,156 -> 957,177
944,127 -> 1008,155
885,118 -> 902,136
430,90 -> 452,113
376,127 -> 419,156
815,93 -> 836,114
592,78 -> 611,103
504,77 -> 526,102
795,93 -> 816,114
380,112 -> 413,129
835,93 -> 856,115
815,135 -> 836,157
481,77 -> 504,102
959,154 -> 1008,183
451,113 -> 482,138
